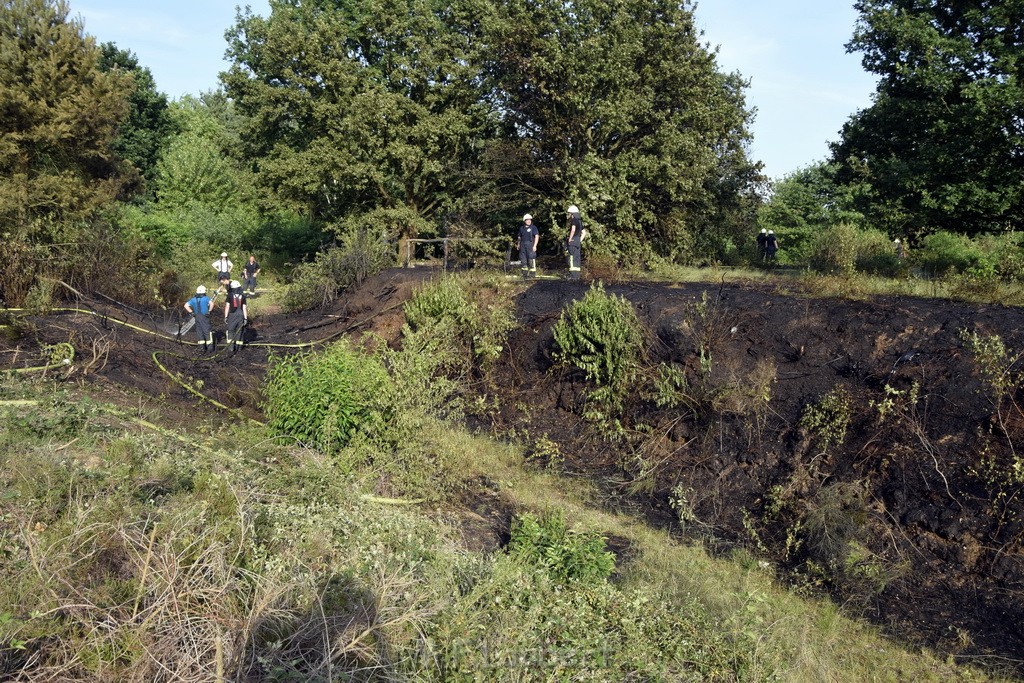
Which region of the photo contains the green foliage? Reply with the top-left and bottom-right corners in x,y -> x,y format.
224,0 -> 491,238
403,274 -> 516,371
263,341 -> 389,453
482,0 -> 763,264
283,229 -> 394,311
832,0 -> 1024,237
223,0 -> 763,262
915,231 -> 982,276
553,282 -> 644,394
758,162 -> 864,264
98,43 -> 175,188
508,511 -> 615,584
800,388 -> 852,452
0,0 -> 133,232
0,0 -> 138,304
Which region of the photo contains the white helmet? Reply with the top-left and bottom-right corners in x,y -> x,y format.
221,252 -> 227,257
230,280 -> 241,290
768,230 -> 774,234
523,213 -> 532,221
567,205 -> 579,214
760,228 -> 767,234
196,285 -> 207,295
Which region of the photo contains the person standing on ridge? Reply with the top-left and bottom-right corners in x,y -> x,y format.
242,255 -> 260,294
757,228 -> 768,261
224,281 -> 248,347
517,213 -> 540,279
765,230 -> 779,264
183,285 -> 214,351
566,205 -> 583,280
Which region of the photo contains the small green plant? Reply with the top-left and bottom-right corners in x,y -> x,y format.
508,510 -> 615,584
668,485 -> 698,532
802,481 -> 868,571
263,341 -> 389,452
871,381 -> 920,423
552,282 -> 644,399
404,274 -> 516,371
800,387 -> 852,452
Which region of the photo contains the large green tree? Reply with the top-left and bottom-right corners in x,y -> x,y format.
480,0 -> 763,262
0,0 -> 131,233
99,42 -> 175,190
832,0 -> 1024,237
223,0 -> 494,238
0,0 -> 134,304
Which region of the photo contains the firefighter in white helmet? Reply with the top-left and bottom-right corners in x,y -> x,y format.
183,285 -> 214,351
517,213 -> 540,279
565,205 -> 583,280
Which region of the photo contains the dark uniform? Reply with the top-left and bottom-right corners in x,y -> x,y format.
756,230 -> 768,261
184,292 -> 213,349
765,232 -> 779,263
243,258 -> 260,294
518,221 -> 539,278
567,213 -> 583,280
225,289 -> 248,345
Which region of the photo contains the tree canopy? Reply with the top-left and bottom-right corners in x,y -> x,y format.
0,0 -> 132,235
832,0 -> 1024,238
223,0 -> 762,261
99,42 -> 175,191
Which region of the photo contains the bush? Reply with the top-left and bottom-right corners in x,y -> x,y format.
404,274 -> 516,372
853,228 -> 900,276
508,510 -> 615,584
807,223 -> 857,275
263,341 -> 390,453
799,387 -> 852,452
284,229 -> 394,311
915,231 -> 982,276
552,282 -> 645,393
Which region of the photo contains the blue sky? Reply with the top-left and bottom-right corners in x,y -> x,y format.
73,0 -> 878,180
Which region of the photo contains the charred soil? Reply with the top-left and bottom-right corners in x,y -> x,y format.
3,269 -> 1023,671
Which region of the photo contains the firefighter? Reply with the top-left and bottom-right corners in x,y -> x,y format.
765,230 -> 779,263
517,213 -> 540,279
212,252 -> 233,283
183,285 -> 214,351
757,228 -> 768,261
223,280 -> 248,347
242,255 -> 260,294
566,205 -> 583,280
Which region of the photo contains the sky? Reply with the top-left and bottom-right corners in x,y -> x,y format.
73,0 -> 879,181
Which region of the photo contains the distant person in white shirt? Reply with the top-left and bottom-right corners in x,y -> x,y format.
212,252 -> 233,281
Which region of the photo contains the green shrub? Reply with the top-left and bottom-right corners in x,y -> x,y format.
916,231 -> 982,276
404,274 -> 516,371
284,229 -> 394,311
799,387 -> 852,452
552,282 -> 645,393
852,228 -> 900,276
807,223 -> 858,275
263,341 -> 389,452
508,510 -> 615,584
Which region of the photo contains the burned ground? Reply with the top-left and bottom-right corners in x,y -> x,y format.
3,269 -> 1023,671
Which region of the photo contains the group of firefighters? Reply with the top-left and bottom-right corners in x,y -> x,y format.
516,204 -> 587,280
181,205 -> 588,348
182,252 -> 260,350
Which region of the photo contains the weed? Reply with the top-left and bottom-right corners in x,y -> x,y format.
508,510 -> 615,585
799,388 -> 852,453
801,481 -> 868,571
553,281 -> 644,404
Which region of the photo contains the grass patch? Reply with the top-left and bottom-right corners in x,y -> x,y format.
0,372 -> 1011,682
